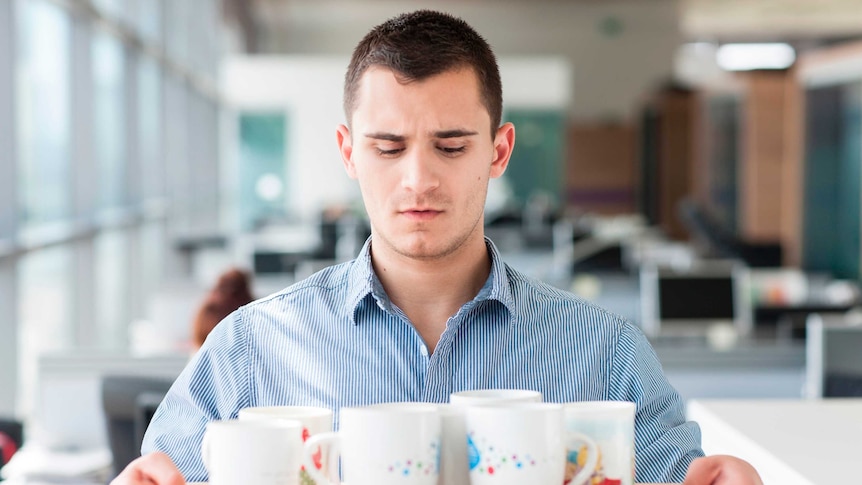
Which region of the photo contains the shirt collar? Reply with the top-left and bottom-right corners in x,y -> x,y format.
345,237 -> 377,323
482,237 -> 517,315
346,236 -> 516,325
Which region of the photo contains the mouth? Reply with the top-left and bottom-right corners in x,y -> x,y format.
399,208 -> 443,221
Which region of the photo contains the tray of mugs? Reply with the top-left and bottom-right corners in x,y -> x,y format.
199,389 -> 637,485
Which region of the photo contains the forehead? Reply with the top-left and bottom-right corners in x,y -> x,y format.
351,67 -> 490,131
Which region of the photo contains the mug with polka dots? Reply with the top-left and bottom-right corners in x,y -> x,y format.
464,402 -> 598,485
303,402 -> 441,485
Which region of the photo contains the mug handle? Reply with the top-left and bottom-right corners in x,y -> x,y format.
564,432 -> 599,485
304,432 -> 341,485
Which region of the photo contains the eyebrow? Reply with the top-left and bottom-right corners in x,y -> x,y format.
363,129 -> 479,142
434,129 -> 479,139
364,132 -> 405,142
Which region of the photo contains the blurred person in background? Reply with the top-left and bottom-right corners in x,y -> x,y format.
190,268 -> 254,350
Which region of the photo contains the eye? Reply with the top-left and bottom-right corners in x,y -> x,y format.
438,146 -> 466,156
376,147 -> 404,157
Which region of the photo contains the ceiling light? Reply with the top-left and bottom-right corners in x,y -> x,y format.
716,43 -> 796,71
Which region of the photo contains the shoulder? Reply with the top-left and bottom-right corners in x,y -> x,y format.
503,263 -> 637,337
248,260 -> 354,309
223,260 -> 359,335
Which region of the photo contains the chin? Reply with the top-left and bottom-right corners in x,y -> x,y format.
398,241 -> 443,259
385,235 -> 448,260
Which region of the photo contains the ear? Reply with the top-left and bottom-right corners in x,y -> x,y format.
490,122 -> 515,179
336,124 -> 357,179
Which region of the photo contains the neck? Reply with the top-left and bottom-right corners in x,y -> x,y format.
370,233 -> 491,352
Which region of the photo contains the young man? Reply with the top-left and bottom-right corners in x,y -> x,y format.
113,10 -> 762,485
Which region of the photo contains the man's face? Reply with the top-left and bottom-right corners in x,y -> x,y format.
337,67 -> 514,261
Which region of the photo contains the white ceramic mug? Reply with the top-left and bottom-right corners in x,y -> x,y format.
563,401 -> 636,485
201,419 -> 303,485
449,389 -> 542,406
303,402 -> 441,485
440,389 -> 543,485
464,403 -> 598,485
436,404 -> 469,485
239,406 -> 335,484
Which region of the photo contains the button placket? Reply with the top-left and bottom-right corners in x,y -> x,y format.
421,317 -> 458,401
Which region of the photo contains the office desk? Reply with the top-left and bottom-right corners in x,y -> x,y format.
754,303 -> 855,339
172,232 -> 228,276
654,341 -> 806,401
687,398 -> 862,485
187,482 -> 673,485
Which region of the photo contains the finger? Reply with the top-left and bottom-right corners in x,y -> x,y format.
683,456 -> 722,484
110,452 -> 184,485
138,452 -> 185,485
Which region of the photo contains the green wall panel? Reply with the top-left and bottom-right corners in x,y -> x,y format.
802,83 -> 861,280
502,109 -> 565,207
239,113 -> 287,230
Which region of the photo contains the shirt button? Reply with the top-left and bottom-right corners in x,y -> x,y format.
419,345 -> 429,357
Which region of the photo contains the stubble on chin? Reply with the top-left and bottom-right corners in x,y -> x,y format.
377,218 -> 484,262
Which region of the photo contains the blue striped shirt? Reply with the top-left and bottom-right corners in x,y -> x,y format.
143,237 -> 703,482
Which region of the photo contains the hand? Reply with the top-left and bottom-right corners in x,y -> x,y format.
110,452 -> 185,485
683,455 -> 763,485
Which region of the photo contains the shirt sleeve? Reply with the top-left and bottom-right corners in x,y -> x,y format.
140,308 -> 252,481
607,323 -> 704,483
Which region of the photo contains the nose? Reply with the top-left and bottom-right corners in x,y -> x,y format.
400,148 -> 440,194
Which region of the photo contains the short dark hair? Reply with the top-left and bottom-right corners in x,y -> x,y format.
344,10 -> 502,135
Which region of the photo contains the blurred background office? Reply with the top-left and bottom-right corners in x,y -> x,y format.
2,0 -> 862,482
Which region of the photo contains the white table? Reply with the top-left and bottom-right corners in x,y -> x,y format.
186,483 -> 673,484
687,398 -> 862,485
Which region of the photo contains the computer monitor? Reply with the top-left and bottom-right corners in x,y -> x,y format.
35,352 -> 187,450
805,313 -> 862,398
640,261 -> 752,338
102,375 -> 174,477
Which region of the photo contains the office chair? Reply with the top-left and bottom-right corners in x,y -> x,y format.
806,313 -> 862,398
101,375 -> 173,477
678,199 -> 783,267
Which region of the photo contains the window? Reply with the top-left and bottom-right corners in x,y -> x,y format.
5,0 -> 224,421
136,0 -> 162,44
92,0 -> 123,20
95,229 -> 130,350
18,247 -> 73,417
92,30 -> 127,210
16,0 -> 71,227
138,57 -> 163,201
